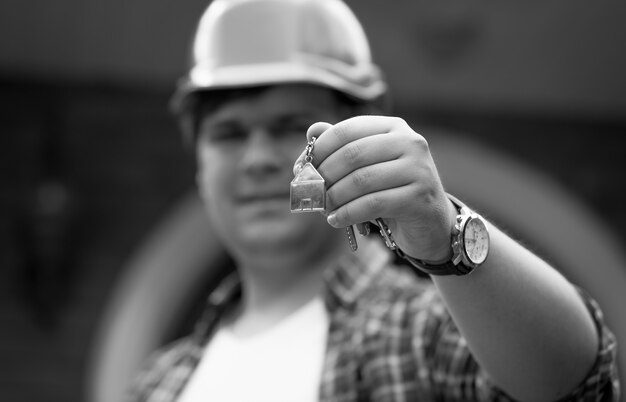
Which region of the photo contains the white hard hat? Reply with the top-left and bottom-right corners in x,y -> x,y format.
171,0 -> 387,116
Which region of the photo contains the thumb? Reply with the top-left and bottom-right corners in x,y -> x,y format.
306,121 -> 333,142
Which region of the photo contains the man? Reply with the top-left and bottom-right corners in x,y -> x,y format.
129,0 -> 619,401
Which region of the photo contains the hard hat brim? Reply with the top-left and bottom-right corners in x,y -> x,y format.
171,61 -> 386,114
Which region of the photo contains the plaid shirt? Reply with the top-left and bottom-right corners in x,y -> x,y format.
129,242 -> 619,402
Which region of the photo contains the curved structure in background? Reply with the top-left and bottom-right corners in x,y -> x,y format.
86,131 -> 626,402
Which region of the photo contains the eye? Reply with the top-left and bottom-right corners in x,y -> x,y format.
269,118 -> 314,138
198,123 -> 247,144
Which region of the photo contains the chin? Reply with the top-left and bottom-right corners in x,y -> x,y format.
240,220 -> 307,248
240,215 -> 338,255
215,208 -> 333,254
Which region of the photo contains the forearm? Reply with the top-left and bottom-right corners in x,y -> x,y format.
431,221 -> 599,402
306,116 -> 606,400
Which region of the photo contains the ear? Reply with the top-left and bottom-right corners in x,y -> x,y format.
178,112 -> 197,151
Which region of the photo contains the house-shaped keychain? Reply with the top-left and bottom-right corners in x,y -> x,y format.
290,162 -> 326,212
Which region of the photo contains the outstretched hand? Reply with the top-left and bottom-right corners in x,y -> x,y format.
293,116 -> 457,263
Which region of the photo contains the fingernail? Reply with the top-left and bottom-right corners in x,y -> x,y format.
307,122 -> 333,141
293,161 -> 303,176
327,212 -> 338,227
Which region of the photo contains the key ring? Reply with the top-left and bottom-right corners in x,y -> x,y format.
305,137 -> 317,163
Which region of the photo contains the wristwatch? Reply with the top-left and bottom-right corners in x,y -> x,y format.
395,194 -> 490,276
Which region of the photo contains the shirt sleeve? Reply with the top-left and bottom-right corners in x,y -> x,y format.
416,287 -> 619,401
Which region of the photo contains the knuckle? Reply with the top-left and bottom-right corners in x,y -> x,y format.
410,132 -> 429,151
390,116 -> 408,128
332,121 -> 350,143
342,142 -> 362,165
413,184 -> 437,206
351,167 -> 370,188
367,194 -> 384,214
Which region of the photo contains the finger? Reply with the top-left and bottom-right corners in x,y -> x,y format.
306,121 -> 333,143
317,132 -> 405,187
326,186 -> 415,228
325,159 -> 414,212
309,116 -> 406,164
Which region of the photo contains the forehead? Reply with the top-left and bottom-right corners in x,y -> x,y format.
199,84 -> 344,125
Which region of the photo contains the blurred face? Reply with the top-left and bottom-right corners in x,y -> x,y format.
195,85 -> 349,256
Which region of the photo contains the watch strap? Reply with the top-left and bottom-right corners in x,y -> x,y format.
395,247 -> 473,276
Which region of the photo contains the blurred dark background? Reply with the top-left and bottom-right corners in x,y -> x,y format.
1,1 -> 626,401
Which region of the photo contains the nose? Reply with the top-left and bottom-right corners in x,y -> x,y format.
239,129 -> 284,177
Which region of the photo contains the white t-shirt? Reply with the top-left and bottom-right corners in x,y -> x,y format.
178,296 -> 329,402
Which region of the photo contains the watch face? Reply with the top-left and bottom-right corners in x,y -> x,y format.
463,217 -> 489,265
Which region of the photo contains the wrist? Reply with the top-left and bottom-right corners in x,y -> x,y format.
420,196 -> 458,263
397,194 -> 490,276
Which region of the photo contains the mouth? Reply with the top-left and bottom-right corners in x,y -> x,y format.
236,193 -> 290,203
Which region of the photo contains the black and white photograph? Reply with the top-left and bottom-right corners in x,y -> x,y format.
1,1 -> 624,401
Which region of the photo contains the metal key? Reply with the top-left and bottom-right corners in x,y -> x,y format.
375,218 -> 397,250
345,226 -> 358,251
345,219 -> 398,252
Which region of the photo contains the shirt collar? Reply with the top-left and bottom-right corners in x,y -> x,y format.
207,270 -> 241,308
322,235 -> 392,310
192,269 -> 241,344
201,235 -> 392,323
